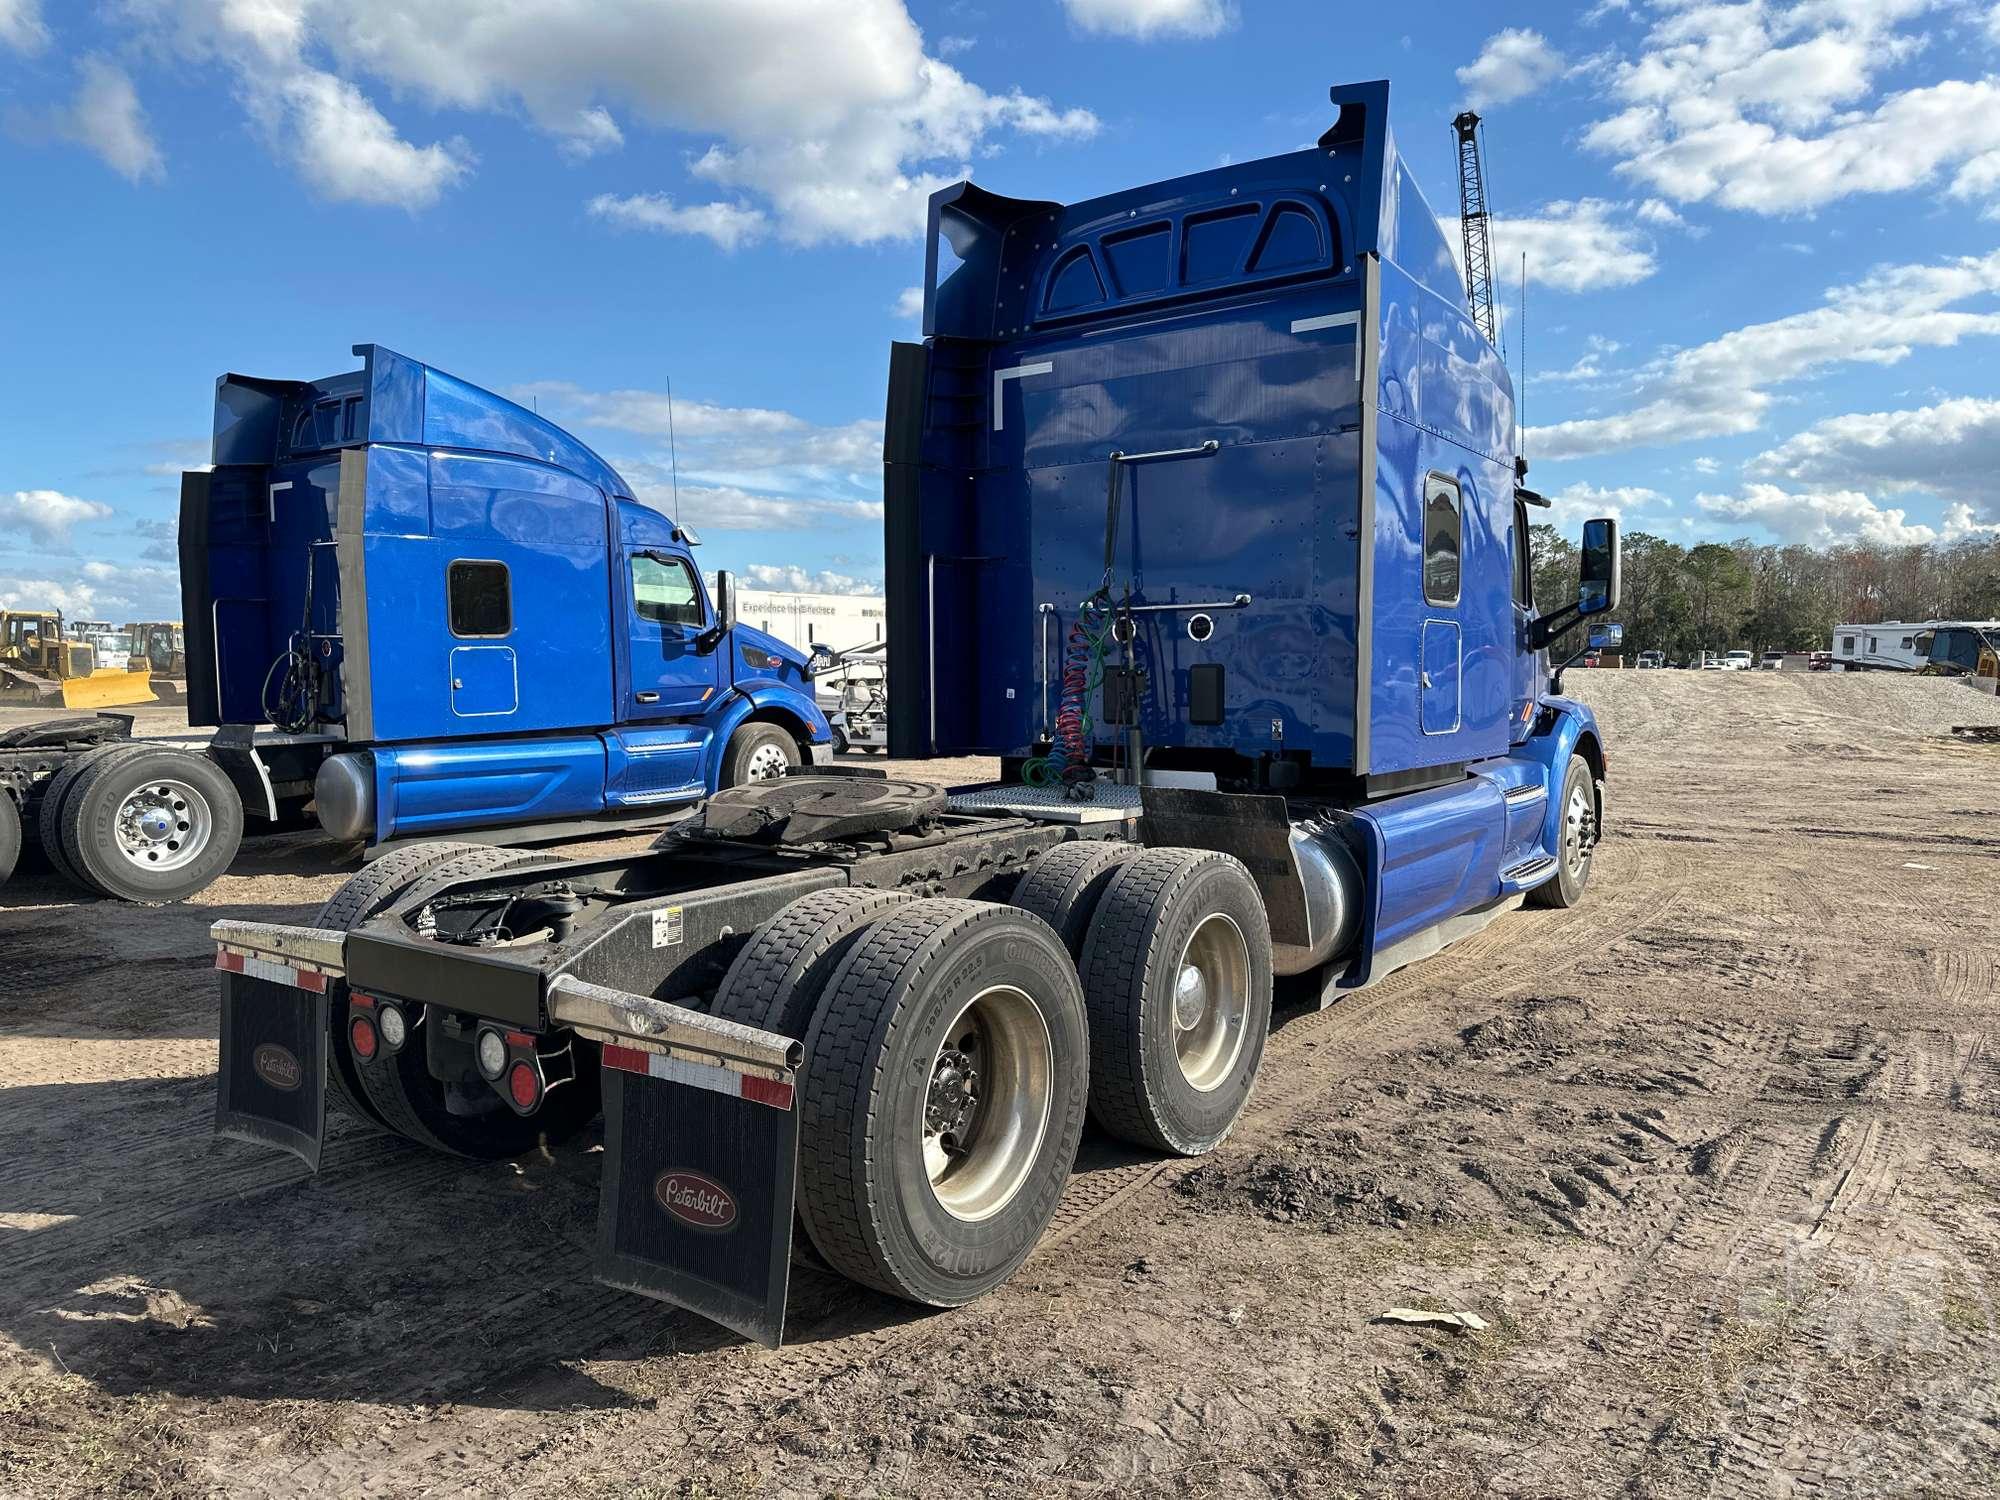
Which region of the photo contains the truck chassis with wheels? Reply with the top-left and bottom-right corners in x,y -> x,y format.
205,78 -> 1620,1345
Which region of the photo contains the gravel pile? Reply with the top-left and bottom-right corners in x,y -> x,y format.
1570,668 -> 2000,742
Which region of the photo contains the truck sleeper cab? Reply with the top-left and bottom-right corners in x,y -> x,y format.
179,344 -> 832,850
208,80 -> 1621,1347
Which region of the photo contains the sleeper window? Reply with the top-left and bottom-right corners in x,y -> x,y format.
632,554 -> 704,628
1423,473 -> 1462,607
447,560 -> 511,638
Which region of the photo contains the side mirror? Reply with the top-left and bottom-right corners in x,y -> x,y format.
672,525 -> 701,547
1588,623 -> 1624,650
1578,517 -> 1621,616
808,642 -> 838,675
714,570 -> 738,632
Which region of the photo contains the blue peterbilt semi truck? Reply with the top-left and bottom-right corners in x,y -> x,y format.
207,81 -> 1620,1346
0,349 -> 831,901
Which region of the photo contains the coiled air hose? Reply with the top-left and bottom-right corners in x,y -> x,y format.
1022,589 -> 1113,793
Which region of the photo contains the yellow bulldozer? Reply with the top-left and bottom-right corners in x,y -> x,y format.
0,609 -> 157,709
126,620 -> 188,702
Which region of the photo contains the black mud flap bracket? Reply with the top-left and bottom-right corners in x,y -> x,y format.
551,976 -> 804,1349
212,922 -> 347,1172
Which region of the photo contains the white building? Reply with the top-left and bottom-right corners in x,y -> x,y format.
733,589 -> 887,655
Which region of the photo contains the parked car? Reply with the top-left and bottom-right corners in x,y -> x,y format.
1724,651 -> 1755,671
1636,650 -> 1665,670
1759,653 -> 1784,670
1808,650 -> 1833,671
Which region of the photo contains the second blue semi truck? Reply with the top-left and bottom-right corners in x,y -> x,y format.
205,80 -> 1621,1346
0,351 -> 832,901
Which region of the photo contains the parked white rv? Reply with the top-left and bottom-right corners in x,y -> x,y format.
1830,620 -> 2000,672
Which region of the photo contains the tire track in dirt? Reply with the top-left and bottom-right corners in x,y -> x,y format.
241,840 -> 1705,1496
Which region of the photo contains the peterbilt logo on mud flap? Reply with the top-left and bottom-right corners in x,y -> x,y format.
655,1170 -> 738,1232
253,1043 -> 304,1092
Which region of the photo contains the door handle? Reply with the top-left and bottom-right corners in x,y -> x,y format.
451,678 -> 463,690
636,691 -> 660,703
1420,671 -> 1433,689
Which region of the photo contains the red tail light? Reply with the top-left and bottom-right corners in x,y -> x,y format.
349,1014 -> 379,1060
508,1061 -> 541,1111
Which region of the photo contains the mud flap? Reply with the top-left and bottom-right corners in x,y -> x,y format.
1140,786 -> 1308,946
214,971 -> 328,1171
595,1046 -> 800,1348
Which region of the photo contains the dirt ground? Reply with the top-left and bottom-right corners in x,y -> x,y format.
3,672 -> 1999,1498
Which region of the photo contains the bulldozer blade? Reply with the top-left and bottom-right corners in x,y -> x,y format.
61,670 -> 157,710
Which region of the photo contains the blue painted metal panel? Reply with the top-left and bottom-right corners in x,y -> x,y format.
373,735 -> 608,842
1419,620 -> 1461,733
449,645 -> 517,717
1349,772 -> 1508,981
356,449 -> 613,744
604,725 -> 711,807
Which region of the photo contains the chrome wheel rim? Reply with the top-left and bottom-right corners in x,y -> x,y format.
744,743 -> 791,781
1562,780 -> 1593,879
113,778 -> 211,872
1173,913 -> 1250,1092
922,984 -> 1053,1223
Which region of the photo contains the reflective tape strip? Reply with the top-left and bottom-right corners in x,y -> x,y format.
991,361 -> 1053,432
601,1041 -> 795,1112
1289,310 -> 1362,379
215,947 -> 329,994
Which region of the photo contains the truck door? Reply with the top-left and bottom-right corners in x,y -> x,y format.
1419,473 -> 1463,735
623,551 -> 721,720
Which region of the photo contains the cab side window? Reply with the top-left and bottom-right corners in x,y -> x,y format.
631,554 -> 704,629
1422,473 -> 1462,607
448,560 -> 511,638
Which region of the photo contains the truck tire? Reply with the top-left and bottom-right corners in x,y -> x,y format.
37,743 -> 147,891
0,791 -> 20,887
1077,849 -> 1273,1156
830,726 -> 849,756
721,721 -> 799,787
353,847 -> 600,1159
61,747 -> 244,904
712,886 -> 915,1038
1528,754 -> 1597,910
315,841 -> 513,1131
796,899 -> 1089,1307
1010,840 -> 1134,960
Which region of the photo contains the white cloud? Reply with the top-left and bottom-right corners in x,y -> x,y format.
639,483 -> 882,534
1582,1 -> 2000,215
1525,250 -> 2000,460
893,285 -> 924,319
1491,199 -> 1656,292
1458,28 -> 1565,108
132,1 -> 1096,241
1635,197 -> 1686,227
588,193 -> 766,251
0,0 -> 47,53
1748,396 -> 2000,514
742,564 -> 882,595
0,576 -> 100,615
1541,334 -> 1625,384
1062,0 -> 1234,39
59,56 -> 166,183
1545,481 -> 1671,527
1,490 -> 114,548
1695,482 -> 2000,547
269,70 -> 471,209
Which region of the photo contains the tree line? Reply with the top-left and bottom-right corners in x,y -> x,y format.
1529,527 -> 2000,660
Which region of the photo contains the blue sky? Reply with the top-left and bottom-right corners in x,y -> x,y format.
3,0 -> 1999,622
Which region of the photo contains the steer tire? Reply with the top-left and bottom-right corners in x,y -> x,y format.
352,847 -> 599,1159
1010,840 -> 1135,961
0,791 -> 20,888
63,748 -> 243,904
314,841 -> 509,1131
797,899 -> 1089,1307
712,886 -> 915,1038
1077,848 -> 1273,1157
721,721 -> 800,788
1528,754 -> 1597,910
